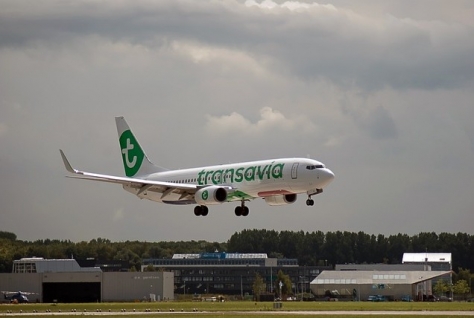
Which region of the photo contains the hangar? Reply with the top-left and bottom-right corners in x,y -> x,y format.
0,258 -> 174,303
310,270 -> 452,301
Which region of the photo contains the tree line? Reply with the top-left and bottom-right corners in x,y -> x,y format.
0,229 -> 473,275
228,229 -> 474,272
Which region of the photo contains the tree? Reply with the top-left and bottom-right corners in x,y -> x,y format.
454,267 -> 471,284
275,270 -> 292,297
0,231 -> 17,241
143,264 -> 155,272
252,272 -> 266,301
114,248 -> 141,271
433,279 -> 449,296
453,280 -> 470,300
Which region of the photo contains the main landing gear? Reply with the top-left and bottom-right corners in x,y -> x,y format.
194,205 -> 209,216
194,203 -> 250,217
235,200 -> 249,216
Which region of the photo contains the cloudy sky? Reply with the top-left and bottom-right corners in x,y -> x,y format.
1,0 -> 473,243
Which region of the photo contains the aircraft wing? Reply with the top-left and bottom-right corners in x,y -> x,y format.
59,150 -> 199,198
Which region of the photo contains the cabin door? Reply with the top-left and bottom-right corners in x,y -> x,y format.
291,163 -> 299,179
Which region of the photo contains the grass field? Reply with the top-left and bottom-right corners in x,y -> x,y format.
1,301 -> 474,317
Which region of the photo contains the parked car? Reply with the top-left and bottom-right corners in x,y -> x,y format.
438,295 -> 452,302
367,295 -> 386,302
401,295 -> 413,302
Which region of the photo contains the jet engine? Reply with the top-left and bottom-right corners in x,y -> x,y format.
264,194 -> 297,206
195,186 -> 228,205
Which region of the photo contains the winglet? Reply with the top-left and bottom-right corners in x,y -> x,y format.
59,150 -> 78,174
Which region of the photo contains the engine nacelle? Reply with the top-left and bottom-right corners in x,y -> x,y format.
195,186 -> 228,205
264,194 -> 297,206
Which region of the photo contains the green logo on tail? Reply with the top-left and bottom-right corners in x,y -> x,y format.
119,130 -> 144,177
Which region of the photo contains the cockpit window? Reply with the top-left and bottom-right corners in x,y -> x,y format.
306,164 -> 325,170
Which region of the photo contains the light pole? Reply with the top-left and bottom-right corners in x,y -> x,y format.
183,280 -> 186,300
270,267 -> 273,294
279,281 -> 283,300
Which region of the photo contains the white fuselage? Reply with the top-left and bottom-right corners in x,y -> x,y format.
124,157 -> 334,204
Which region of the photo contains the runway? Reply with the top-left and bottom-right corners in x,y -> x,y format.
2,310 -> 474,317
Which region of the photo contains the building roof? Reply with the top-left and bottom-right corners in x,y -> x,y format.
311,270 -> 452,286
172,253 -> 268,259
402,253 -> 451,263
335,264 -> 429,271
13,258 -> 101,273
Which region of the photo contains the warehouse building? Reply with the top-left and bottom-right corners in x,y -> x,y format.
0,258 -> 174,303
310,270 -> 452,301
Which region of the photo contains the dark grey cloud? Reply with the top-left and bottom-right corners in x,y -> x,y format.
1,0 -> 473,92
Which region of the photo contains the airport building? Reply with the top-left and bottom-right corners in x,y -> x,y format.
402,253 -> 452,286
311,262 -> 452,301
1,258 -> 174,303
310,270 -> 452,301
1,252 -> 455,303
143,252 -> 330,297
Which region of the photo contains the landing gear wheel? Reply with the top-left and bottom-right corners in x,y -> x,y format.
235,204 -> 249,216
306,199 -> 314,206
194,205 -> 209,216
194,206 -> 202,216
235,206 -> 242,216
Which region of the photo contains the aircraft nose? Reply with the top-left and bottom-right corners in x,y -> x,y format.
322,168 -> 335,184
327,168 -> 335,180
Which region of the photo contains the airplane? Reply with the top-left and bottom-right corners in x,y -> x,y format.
60,117 -> 334,216
3,291 -> 37,303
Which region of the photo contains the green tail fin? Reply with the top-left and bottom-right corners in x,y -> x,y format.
115,116 -> 167,177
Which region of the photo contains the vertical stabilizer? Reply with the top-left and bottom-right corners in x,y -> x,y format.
115,116 -> 168,177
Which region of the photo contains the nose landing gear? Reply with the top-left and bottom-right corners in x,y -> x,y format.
306,188 -> 323,206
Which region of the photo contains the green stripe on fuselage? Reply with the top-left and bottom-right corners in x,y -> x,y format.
227,190 -> 254,201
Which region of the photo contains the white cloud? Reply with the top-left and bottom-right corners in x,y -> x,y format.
245,0 -> 337,12
205,107 -> 316,136
170,40 -> 271,78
